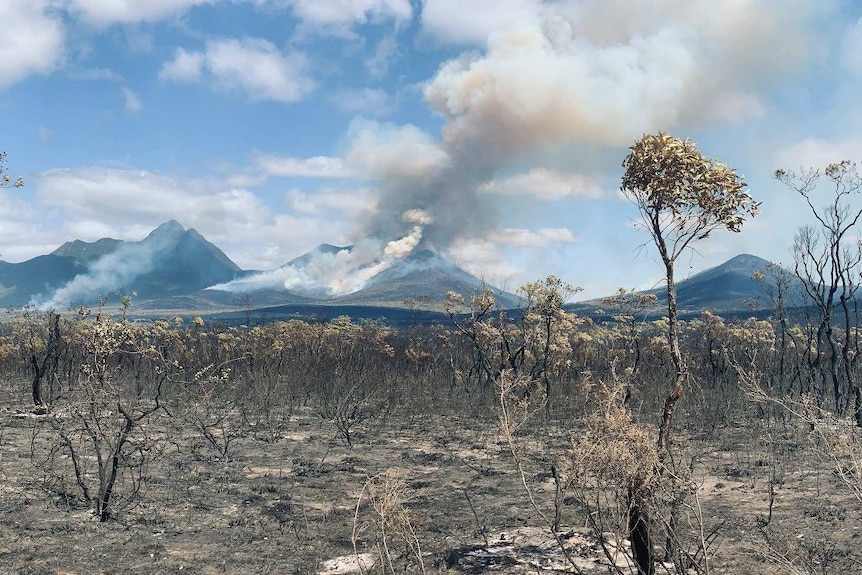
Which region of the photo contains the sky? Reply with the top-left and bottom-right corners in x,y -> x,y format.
2,0 -> 862,300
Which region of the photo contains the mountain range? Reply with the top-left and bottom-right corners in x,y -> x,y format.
567,253 -> 798,320
1,220 -> 786,322
21,220 -> 241,308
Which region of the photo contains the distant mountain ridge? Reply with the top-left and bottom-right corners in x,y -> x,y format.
654,253 -> 775,311
568,253 -> 796,319
1,221 -> 243,308
0,221 -> 792,320
52,237 -> 122,264
332,248 -> 521,309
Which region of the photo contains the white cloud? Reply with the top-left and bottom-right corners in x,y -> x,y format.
161,38 -> 316,103
344,118 -> 450,177
534,227 -> 578,244
205,38 -> 315,102
330,87 -> 392,116
775,136 -> 862,170
488,227 -> 578,248
37,168 -> 272,228
32,167 -> 360,271
480,168 -> 606,201
254,154 -> 357,179
64,0 -> 210,25
159,47 -> 204,82
286,187 -> 376,215
0,1 -> 64,89
121,87 -> 142,113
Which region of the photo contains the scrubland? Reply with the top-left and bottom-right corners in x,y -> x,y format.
1,289 -> 861,575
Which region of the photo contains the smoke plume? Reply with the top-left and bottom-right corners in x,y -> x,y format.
32,224 -> 183,309
210,209 -> 435,295
222,1 -> 812,295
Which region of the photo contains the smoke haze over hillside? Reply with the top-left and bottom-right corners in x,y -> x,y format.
32,227 -> 182,309
211,209 -> 436,295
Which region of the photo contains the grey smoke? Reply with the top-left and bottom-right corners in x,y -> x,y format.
210,219 -> 442,296
210,238 -> 390,296
31,223 -> 184,309
361,156 -> 501,251
228,3 -> 801,296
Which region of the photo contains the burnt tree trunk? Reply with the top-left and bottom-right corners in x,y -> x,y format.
629,500 -> 654,575
32,312 -> 61,408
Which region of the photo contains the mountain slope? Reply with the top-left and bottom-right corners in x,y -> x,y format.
0,255 -> 85,307
333,249 -> 520,308
659,253 -> 775,311
107,221 -> 243,299
52,238 -> 122,265
568,254 -> 792,318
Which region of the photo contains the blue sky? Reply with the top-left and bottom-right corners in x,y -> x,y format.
2,0 -> 862,299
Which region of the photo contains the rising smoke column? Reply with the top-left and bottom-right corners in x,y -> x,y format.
332,208 -> 435,290
358,1 -> 807,251
356,10 -> 685,253
220,2 -> 806,296
209,209 -> 437,296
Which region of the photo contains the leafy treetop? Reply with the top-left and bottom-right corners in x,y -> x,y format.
621,132 -> 759,263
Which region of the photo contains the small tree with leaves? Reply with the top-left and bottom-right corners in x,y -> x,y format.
620,132 -> 759,574
621,131 -> 759,456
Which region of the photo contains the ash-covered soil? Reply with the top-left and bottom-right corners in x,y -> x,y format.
1,401 -> 860,575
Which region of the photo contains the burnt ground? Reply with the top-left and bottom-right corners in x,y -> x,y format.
1,395 -> 860,575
